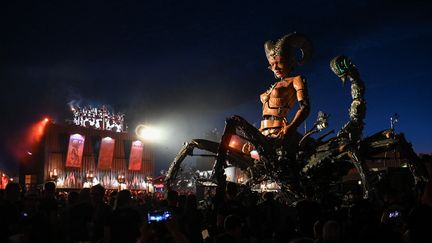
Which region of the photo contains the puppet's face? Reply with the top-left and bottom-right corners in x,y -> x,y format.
268,55 -> 292,79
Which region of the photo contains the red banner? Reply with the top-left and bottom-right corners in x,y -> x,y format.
65,134 -> 85,168
98,137 -> 115,169
128,140 -> 143,171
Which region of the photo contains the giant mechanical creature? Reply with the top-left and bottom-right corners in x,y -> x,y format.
164,33 -> 429,204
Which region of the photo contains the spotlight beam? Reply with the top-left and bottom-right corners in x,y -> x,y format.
135,125 -> 162,142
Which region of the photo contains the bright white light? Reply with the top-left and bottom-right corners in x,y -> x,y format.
250,150 -> 260,160
358,180 -> 362,185
112,180 -> 119,187
57,177 -> 65,188
135,124 -> 162,142
93,177 -> 100,185
102,137 -> 113,141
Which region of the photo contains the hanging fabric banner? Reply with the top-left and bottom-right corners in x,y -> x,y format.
98,137 -> 115,169
65,134 -> 85,168
128,140 -> 143,171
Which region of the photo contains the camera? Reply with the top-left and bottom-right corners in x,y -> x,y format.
147,210 -> 172,224
388,210 -> 400,218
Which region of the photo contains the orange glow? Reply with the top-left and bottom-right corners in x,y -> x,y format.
31,118 -> 49,143
228,135 -> 247,151
8,117 -> 51,162
228,135 -> 260,160
228,140 -> 237,148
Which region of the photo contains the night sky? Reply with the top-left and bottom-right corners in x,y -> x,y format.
1,1 -> 431,175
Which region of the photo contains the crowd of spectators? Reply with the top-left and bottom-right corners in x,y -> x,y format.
0,179 -> 431,243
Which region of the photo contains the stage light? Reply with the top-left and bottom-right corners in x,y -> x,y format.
250,150 -> 260,160
135,124 -> 162,142
44,118 -> 49,122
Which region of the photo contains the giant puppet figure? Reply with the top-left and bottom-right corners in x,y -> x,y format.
242,33 -> 313,161
165,32 -> 428,203
261,33 -> 312,139
165,33 -> 315,197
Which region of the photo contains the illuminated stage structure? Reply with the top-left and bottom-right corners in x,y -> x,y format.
20,106 -> 154,190
71,105 -> 125,132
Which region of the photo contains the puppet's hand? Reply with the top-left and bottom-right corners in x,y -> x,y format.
275,124 -> 293,139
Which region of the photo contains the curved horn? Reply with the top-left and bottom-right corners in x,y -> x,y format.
279,32 -> 313,65
264,40 -> 276,60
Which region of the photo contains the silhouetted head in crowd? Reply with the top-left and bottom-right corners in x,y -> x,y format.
224,214 -> 242,236
185,194 -> 198,211
4,182 -> 21,202
166,189 -> 179,207
67,191 -> 79,205
178,194 -> 187,210
115,189 -> 132,210
79,188 -> 91,203
44,181 -> 56,197
263,191 -> 274,201
226,182 -> 238,200
108,190 -> 117,208
91,184 -> 106,205
322,220 -> 341,243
